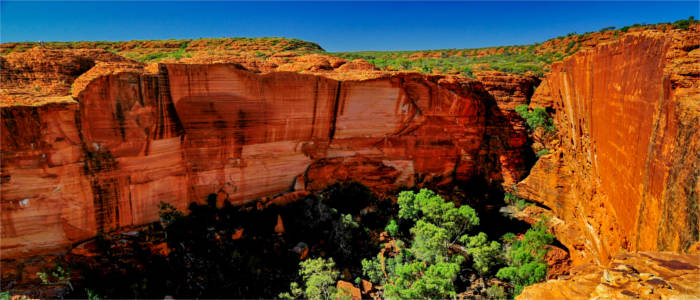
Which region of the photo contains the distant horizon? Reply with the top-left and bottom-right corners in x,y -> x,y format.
1,1 -> 697,52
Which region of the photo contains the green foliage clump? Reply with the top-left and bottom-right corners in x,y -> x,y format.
460,232 -> 502,275
329,45 -> 556,76
158,201 -> 183,226
361,257 -> 385,285
672,16 -> 698,30
515,104 -> 555,132
364,189 -> 501,299
385,219 -> 399,237
504,192 -> 531,211
536,149 -> 550,157
496,220 -> 554,296
280,257 -> 340,300
86,289 -> 101,300
485,284 -> 507,299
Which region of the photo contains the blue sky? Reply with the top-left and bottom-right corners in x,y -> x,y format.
1,1 -> 697,52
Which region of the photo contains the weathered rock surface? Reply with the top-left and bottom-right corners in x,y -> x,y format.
1,60 -> 535,259
518,252 -> 700,300
517,26 -> 700,265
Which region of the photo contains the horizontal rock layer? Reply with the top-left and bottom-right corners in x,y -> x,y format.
1,64 -> 534,259
518,251 -> 700,299
517,27 -> 700,265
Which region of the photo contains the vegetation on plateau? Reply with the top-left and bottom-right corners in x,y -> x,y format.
2,17 -> 695,75
0,37 -> 324,62
329,45 -> 565,77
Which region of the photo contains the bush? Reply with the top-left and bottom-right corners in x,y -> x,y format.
672,16 -> 698,30
496,220 -> 554,296
158,201 -> 183,226
565,40 -> 576,53
485,284 -> 507,299
536,149 -> 550,157
280,258 -> 340,300
385,219 -> 399,236
515,104 -> 555,132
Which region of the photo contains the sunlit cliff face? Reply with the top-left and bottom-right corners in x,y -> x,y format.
517,27 -> 700,265
1,60 -> 537,259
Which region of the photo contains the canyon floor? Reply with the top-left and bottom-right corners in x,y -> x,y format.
1,20 -> 699,299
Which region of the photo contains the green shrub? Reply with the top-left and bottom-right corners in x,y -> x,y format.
536,149 -> 550,157
515,104 -> 555,132
385,219 -> 399,236
86,289 -> 101,300
504,192 -> 532,211
485,284 -> 507,299
280,258 -> 340,300
496,220 -> 554,296
158,201 -> 183,226
139,52 -> 168,62
672,16 -> 698,30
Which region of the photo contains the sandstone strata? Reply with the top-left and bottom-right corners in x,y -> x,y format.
517,26 -> 700,265
1,56 -> 536,258
518,252 -> 700,299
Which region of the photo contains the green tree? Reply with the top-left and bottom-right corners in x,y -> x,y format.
280,257 -> 340,300
460,232 -> 502,275
365,189 -> 501,299
515,104 -> 555,132
496,220 -> 554,296
385,219 -> 399,237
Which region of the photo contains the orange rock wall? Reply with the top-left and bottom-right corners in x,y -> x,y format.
1,65 -> 532,259
517,28 -> 700,265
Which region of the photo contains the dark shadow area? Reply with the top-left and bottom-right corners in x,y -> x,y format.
64,182 -> 389,299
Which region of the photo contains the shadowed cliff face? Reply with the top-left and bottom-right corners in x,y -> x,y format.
517,27 -> 700,266
0,62 -> 534,259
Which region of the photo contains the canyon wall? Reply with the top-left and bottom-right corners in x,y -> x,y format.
1,60 -> 533,259
517,27 -> 700,265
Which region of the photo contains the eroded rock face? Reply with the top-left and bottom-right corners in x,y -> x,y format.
517,27 -> 700,265
518,252 -> 700,300
1,63 -> 534,259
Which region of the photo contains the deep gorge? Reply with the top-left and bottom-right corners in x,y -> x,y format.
1,23 -> 699,299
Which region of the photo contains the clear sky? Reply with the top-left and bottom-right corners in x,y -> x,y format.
1,1 -> 697,52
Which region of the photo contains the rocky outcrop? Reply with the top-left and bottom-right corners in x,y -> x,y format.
517,26 -> 700,265
1,61 -> 536,259
518,251 -> 700,299
476,71 -> 541,184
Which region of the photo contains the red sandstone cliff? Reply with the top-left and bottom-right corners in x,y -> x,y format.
1,53 -> 535,258
517,25 -> 700,267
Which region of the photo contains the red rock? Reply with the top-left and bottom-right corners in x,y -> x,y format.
517,26 -> 700,265
150,242 -> 170,257
1,60 -> 530,259
336,280 -> 361,300
544,245 -> 571,279
361,279 -> 373,295
274,214 -> 285,234
231,228 -> 244,240
518,252 -> 700,300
